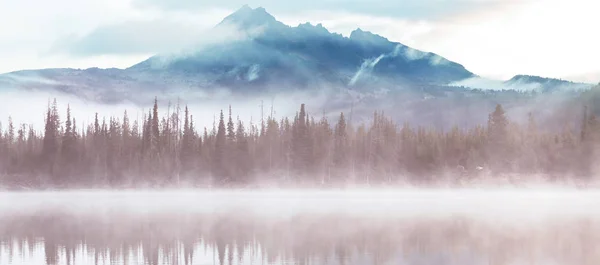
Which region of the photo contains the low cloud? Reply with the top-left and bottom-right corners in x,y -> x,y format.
48,19 -> 258,57
450,77 -> 548,92
564,72 -> 600,84
0,78 -> 338,133
349,44 -> 449,86
449,76 -> 592,92
349,54 -> 386,86
132,0 -> 502,21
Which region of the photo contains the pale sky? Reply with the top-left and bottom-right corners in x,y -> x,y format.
1,0 -> 599,82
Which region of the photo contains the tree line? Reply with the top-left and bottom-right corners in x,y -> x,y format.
0,98 -> 598,189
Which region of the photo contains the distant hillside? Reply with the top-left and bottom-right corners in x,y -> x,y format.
504,75 -> 591,92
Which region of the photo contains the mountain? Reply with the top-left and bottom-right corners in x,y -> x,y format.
1,6 -> 593,99
450,74 -> 593,93
0,6 -> 476,101
0,6 -> 595,130
504,75 -> 591,92
128,5 -> 475,92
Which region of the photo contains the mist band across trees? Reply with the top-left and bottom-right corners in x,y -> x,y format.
0,98 -> 598,189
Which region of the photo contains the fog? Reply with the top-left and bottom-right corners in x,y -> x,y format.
1,190 -> 600,265
450,76 -> 592,92
0,82 -> 580,136
0,87 -> 336,132
1,189 -> 599,220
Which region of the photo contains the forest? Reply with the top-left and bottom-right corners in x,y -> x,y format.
0,97 -> 598,189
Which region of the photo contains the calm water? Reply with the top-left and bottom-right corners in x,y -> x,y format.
1,189 -> 600,265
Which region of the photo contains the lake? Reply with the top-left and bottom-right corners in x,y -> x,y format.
1,189 -> 599,265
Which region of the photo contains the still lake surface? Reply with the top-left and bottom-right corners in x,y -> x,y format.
1,189 -> 599,265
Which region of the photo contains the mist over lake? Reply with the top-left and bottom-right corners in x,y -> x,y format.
1,189 -> 599,265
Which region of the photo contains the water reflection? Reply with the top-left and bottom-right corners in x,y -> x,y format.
1,191 -> 599,265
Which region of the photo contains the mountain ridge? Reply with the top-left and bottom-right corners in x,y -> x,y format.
0,5 -> 593,102
127,5 -> 474,89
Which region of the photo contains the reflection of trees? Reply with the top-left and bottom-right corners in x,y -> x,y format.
0,211 -> 600,265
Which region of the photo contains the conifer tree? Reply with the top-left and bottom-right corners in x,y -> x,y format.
94,113 -> 100,137
333,112 -> 348,169
151,98 -> 160,151
7,116 -> 14,146
292,104 -> 311,176
213,110 -> 227,179
61,105 -> 77,180
43,103 -> 59,160
123,111 -> 131,139
235,119 -> 251,182
488,104 -> 508,144
487,104 -> 509,173
0,96 -> 598,188
581,106 -> 588,141
227,105 -> 236,143
181,106 -> 195,173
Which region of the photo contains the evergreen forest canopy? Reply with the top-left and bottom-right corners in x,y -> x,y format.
0,97 -> 599,190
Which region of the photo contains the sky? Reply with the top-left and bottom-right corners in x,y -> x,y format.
1,0 -> 599,83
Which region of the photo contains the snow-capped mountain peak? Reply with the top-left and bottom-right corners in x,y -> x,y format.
219,5 -> 283,30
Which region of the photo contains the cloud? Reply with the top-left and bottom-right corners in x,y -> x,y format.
132,0 -> 502,21
349,45 -> 403,86
0,0 -> 230,72
564,72 -> 600,84
48,20 -> 198,56
47,13 -> 254,57
247,64 -> 261,81
0,80 -> 337,135
449,76 -> 592,92
406,0 -> 600,80
0,53 -> 153,74
349,44 -> 451,86
449,77 -> 542,92
0,0 -> 140,72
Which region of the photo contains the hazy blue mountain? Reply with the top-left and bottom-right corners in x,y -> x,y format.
128,5 -> 476,92
504,75 -> 591,92
0,5 -> 594,129
0,6 -> 476,98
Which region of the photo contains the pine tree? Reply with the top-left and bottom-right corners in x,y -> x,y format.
61,105 -> 77,180
151,98 -> 160,151
581,106 -> 588,141
0,95 -> 598,188
235,119 -> 251,182
487,104 -> 509,173
488,104 -> 508,144
333,112 -> 348,169
225,106 -> 237,180
122,111 -> 131,139
6,116 -> 14,148
527,112 -> 538,139
43,103 -> 59,159
65,105 -> 72,138
213,110 -> 227,179
41,99 -> 61,180
52,99 -> 60,137
94,113 -> 100,136
292,104 -> 311,176
142,110 -> 152,155
190,117 -> 201,160
181,106 -> 195,173
17,124 -> 25,147
227,105 -> 236,143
